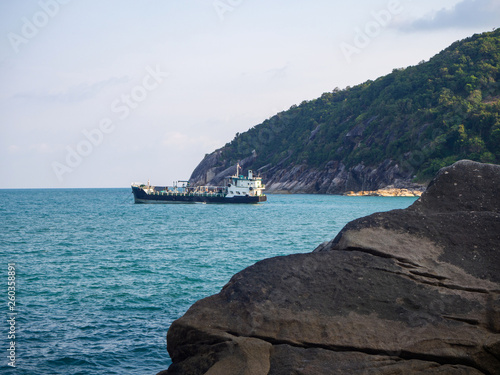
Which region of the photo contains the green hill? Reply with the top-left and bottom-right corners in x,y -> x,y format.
190,29 -> 500,193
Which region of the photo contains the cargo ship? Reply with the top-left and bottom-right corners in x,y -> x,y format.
131,166 -> 266,204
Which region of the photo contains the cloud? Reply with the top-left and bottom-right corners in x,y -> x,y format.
265,63 -> 290,82
400,0 -> 500,31
14,76 -> 131,103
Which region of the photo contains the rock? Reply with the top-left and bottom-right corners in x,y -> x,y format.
161,160 -> 500,375
343,186 -> 424,197
189,150 -> 257,188
260,159 -> 427,194
411,160 -> 500,213
189,148 -> 426,194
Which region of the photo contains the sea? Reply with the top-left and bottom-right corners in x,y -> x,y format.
0,189 -> 417,375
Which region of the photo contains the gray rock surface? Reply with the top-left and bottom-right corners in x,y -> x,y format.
161,160 -> 500,375
189,150 -> 425,194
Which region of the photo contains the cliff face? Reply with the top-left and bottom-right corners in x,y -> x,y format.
189,152 -> 424,194
161,160 -> 500,375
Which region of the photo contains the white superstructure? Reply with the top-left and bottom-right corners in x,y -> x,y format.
226,166 -> 265,198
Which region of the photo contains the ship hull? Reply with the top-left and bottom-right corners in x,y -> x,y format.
131,186 -> 266,204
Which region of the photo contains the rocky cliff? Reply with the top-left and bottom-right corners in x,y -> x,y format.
162,160 -> 500,375
189,151 -> 425,194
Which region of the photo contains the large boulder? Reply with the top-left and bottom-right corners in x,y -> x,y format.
160,160 -> 500,375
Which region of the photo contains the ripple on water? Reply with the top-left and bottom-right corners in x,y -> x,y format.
0,189 -> 416,374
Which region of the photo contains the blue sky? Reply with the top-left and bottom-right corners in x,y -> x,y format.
1,0 -> 499,188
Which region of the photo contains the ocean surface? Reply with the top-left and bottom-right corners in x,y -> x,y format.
0,189 -> 417,375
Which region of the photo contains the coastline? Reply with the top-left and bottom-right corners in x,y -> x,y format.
343,186 -> 424,197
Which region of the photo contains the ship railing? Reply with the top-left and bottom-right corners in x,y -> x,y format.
149,189 -> 226,197
133,183 -> 229,197
190,186 -> 226,194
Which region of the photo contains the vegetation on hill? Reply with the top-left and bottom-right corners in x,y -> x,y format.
219,29 -> 500,182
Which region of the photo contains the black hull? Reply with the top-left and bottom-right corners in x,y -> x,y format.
131,186 -> 266,204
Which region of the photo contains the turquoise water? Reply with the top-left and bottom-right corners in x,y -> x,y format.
0,189 -> 417,374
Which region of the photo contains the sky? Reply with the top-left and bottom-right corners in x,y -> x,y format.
0,0 -> 499,189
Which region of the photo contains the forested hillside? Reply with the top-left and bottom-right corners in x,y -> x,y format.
190,29 -> 500,193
